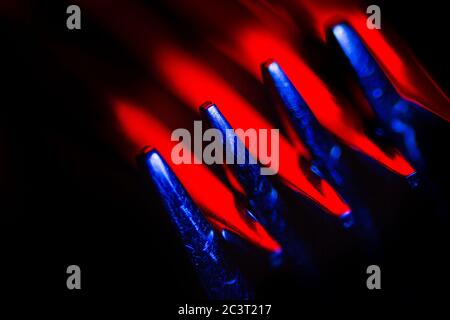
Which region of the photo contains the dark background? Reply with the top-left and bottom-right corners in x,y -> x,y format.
1,0 -> 448,315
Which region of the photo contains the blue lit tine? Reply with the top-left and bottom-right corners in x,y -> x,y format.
138,148 -> 251,299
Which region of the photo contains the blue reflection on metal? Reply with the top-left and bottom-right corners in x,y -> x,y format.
262,61 -> 379,246
201,103 -> 314,271
201,103 -> 273,200
406,171 -> 420,189
339,211 -> 355,229
331,23 -> 423,167
201,103 -> 277,204
139,149 -> 251,299
262,60 -> 344,188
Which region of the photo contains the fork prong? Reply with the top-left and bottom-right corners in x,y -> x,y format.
200,102 -> 274,201
261,61 -> 384,240
201,102 -> 317,272
138,148 -> 251,299
330,23 -> 425,166
261,59 -> 344,188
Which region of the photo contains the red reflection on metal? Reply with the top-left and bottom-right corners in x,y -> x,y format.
113,99 -> 280,252
301,3 -> 450,121
155,45 -> 351,216
216,25 -> 415,177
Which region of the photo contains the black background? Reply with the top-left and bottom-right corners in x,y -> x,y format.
1,0 -> 449,315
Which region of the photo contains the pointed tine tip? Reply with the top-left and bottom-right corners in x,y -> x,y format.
138,149 -> 208,236
199,101 -> 215,112
261,59 -> 282,81
331,22 -> 350,38
139,148 -> 203,223
330,22 -> 362,57
142,148 -> 163,173
199,101 -> 220,122
200,102 -> 232,133
138,146 -> 161,168
136,145 -> 156,170
139,145 -> 155,157
261,59 -> 296,94
137,147 -> 180,197
260,58 -> 309,115
330,22 -> 371,70
261,58 -> 277,71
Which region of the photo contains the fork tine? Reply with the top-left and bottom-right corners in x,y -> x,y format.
261,60 -> 386,246
138,148 -> 251,299
201,102 -> 316,272
261,59 -> 345,188
330,23 -> 426,167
